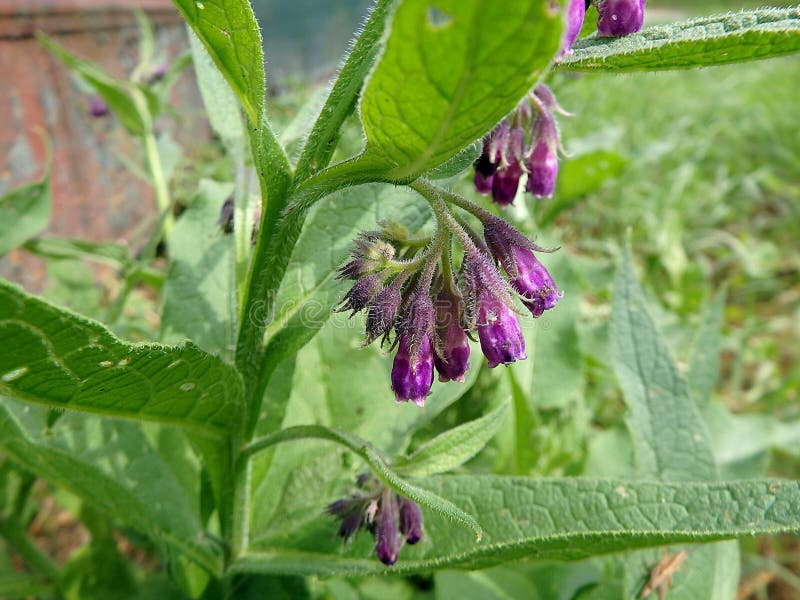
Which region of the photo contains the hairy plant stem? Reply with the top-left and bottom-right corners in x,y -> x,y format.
411,180 -> 482,257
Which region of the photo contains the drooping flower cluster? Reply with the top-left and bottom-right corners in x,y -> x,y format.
337,208 -> 559,407
473,85 -> 568,206
326,474 -> 424,566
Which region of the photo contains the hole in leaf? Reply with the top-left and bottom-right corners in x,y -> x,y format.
427,6 -> 453,29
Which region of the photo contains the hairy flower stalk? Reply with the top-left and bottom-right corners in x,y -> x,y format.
338,182 -> 561,408
473,85 -> 569,204
326,475 -> 424,566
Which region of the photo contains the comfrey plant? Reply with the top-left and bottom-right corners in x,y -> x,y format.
1,0 -> 799,596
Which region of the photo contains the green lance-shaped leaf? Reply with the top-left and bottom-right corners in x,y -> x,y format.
559,8 -> 800,72
37,34 -> 151,137
0,167 -> 51,257
610,253 -> 737,598
172,0 -> 264,126
232,476 -> 800,576
359,0 -> 562,180
610,253 -> 716,482
0,280 -> 243,437
0,400 -> 221,574
394,402 -> 509,477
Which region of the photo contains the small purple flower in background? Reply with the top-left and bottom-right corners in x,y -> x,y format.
473,85 -> 569,205
596,0 -> 646,37
87,94 -> 109,118
326,474 -> 425,566
561,0 -> 587,55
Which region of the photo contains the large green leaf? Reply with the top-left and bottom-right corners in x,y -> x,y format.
359,0 -> 562,179
0,171 -> 51,257
172,0 -> 264,125
232,476 -> 800,576
610,254 -> 737,598
0,280 -> 243,436
161,179 -> 236,358
559,8 -> 800,72
0,400 -> 220,574
610,255 -> 716,481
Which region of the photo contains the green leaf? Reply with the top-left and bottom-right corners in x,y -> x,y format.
0,170 -> 51,257
0,400 -> 221,574
231,476 -> 800,576
172,0 -> 264,126
161,179 -> 236,358
688,291 -> 726,406
394,402 -> 508,477
516,250 -> 583,410
559,8 -> 800,72
424,141 -> 481,180
37,34 -> 149,136
23,237 -> 129,267
0,574 -> 52,599
0,279 -> 243,437
293,0 -> 395,183
187,28 -> 244,153
610,253 -> 716,481
610,253 -> 738,598
360,0 -> 562,180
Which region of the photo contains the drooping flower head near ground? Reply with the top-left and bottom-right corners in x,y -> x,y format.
337,182 -> 560,406
473,84 -> 569,205
326,474 -> 424,566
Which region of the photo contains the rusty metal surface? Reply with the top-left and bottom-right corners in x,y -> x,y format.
0,1 -> 210,291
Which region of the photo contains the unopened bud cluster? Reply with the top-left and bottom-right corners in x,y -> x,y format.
326,474 -> 424,566
338,210 -> 559,406
473,85 -> 567,205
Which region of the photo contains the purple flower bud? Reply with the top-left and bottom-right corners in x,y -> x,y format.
375,490 -> 400,566
491,160 -> 522,206
366,279 -> 403,343
326,498 -> 363,542
398,499 -> 424,545
596,0 -> 645,37
491,127 -> 525,207
474,139 -> 498,178
337,273 -> 384,315
562,0 -> 586,54
473,170 -> 494,195
87,94 -> 109,118
218,197 -> 234,234
508,246 -> 560,317
525,140 -> 558,198
477,291 -> 526,368
433,290 -> 470,383
391,334 -> 434,406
